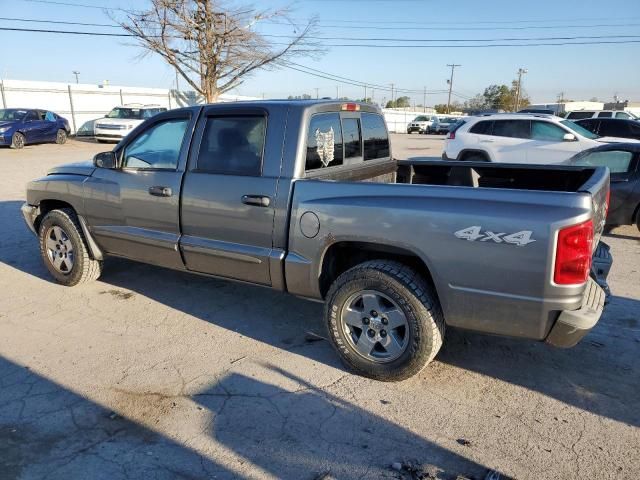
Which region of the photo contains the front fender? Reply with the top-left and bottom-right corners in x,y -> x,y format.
26,175 -> 87,217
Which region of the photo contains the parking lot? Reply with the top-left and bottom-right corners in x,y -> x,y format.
1,137 -> 639,479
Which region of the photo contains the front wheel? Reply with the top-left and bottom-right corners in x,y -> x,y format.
10,132 -> 25,149
325,260 -> 444,381
38,208 -> 103,286
55,129 -> 67,145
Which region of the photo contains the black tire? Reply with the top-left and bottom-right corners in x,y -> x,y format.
462,152 -> 489,162
38,208 -> 103,286
10,132 -> 25,149
96,139 -> 107,143
325,260 -> 444,381
55,129 -> 67,145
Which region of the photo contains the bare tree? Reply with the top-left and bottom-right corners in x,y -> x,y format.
113,0 -> 320,102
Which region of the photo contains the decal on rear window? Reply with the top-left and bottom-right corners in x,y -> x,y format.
315,126 -> 335,167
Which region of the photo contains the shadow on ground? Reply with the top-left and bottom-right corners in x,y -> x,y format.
2,199 -> 639,435
0,356 -> 493,479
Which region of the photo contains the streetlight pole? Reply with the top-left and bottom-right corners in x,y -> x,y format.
515,67 -> 528,111
72,71 -> 80,84
446,64 -> 461,114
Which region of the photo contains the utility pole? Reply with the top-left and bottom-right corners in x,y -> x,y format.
446,64 -> 461,114
364,85 -> 367,102
514,67 -> 528,111
72,71 -> 80,84
390,83 -> 395,107
423,87 -> 426,113
336,85 -> 339,99
315,87 -> 319,100
175,67 -> 180,92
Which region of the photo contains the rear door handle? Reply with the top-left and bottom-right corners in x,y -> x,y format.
480,139 -> 495,143
242,195 -> 271,207
148,186 -> 173,197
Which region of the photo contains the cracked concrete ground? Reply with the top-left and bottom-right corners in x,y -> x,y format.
0,136 -> 639,480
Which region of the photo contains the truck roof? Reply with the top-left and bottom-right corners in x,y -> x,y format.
184,99 -> 382,114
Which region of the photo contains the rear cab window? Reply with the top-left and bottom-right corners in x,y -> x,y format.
305,111 -> 390,172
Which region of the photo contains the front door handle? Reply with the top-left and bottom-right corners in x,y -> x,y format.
149,186 -> 173,197
242,195 -> 271,207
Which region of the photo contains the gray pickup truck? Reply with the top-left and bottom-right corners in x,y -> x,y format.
22,100 -> 612,381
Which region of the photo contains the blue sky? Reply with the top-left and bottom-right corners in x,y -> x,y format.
1,0 -> 639,105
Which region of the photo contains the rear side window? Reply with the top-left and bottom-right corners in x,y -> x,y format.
567,111 -> 594,120
306,113 -> 344,170
492,120 -> 530,139
597,112 -> 613,118
362,113 -> 390,161
531,121 -> 567,141
470,120 -> 493,135
343,118 -> 362,159
615,112 -> 631,119
197,116 -> 266,176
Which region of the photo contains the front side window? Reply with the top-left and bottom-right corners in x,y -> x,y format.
196,116 -> 266,176
573,150 -> 634,173
123,118 -> 189,169
306,113 -> 344,170
492,120 -> 530,139
597,112 -> 613,118
343,118 -> 362,159
362,113 -> 390,161
531,121 -> 567,141
25,111 -> 39,122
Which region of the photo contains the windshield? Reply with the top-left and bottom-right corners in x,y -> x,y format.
414,116 -> 428,121
106,107 -> 144,120
444,117 -> 458,123
0,109 -> 27,121
560,120 -> 599,140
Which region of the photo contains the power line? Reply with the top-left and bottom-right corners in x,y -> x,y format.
4,17 -> 640,43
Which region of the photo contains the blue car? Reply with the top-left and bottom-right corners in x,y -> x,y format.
0,108 -> 71,149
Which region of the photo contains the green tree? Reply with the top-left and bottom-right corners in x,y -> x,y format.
434,104 -> 448,114
395,96 -> 411,108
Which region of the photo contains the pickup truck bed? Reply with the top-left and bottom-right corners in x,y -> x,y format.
22,100 -> 612,381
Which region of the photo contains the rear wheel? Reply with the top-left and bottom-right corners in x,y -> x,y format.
325,260 -> 444,381
10,132 -> 25,149
38,208 -> 103,286
55,129 -> 67,145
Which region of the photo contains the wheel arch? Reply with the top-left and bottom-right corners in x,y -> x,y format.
318,241 -> 440,302
457,149 -> 490,161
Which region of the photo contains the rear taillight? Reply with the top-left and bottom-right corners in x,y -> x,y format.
447,131 -> 455,140
554,220 -> 594,285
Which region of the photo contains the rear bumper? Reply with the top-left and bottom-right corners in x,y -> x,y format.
545,277 -> 606,348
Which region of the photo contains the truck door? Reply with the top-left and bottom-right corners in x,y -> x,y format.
83,110 -> 196,269
179,107 -> 279,286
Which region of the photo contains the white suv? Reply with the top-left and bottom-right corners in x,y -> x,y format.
443,113 -> 638,164
407,115 -> 437,134
565,110 -> 638,120
94,104 -> 167,143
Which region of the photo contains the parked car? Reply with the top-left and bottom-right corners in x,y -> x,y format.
432,116 -> 460,134
443,113 -> 639,164
94,104 -> 167,143
0,108 -> 70,149
22,100 -> 611,381
575,118 -> 640,141
566,143 -> 640,231
565,110 -> 639,121
407,115 -> 438,134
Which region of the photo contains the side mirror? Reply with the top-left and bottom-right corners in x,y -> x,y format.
563,133 -> 577,142
93,151 -> 117,169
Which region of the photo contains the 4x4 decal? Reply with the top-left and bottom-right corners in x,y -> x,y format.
455,226 -> 536,247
